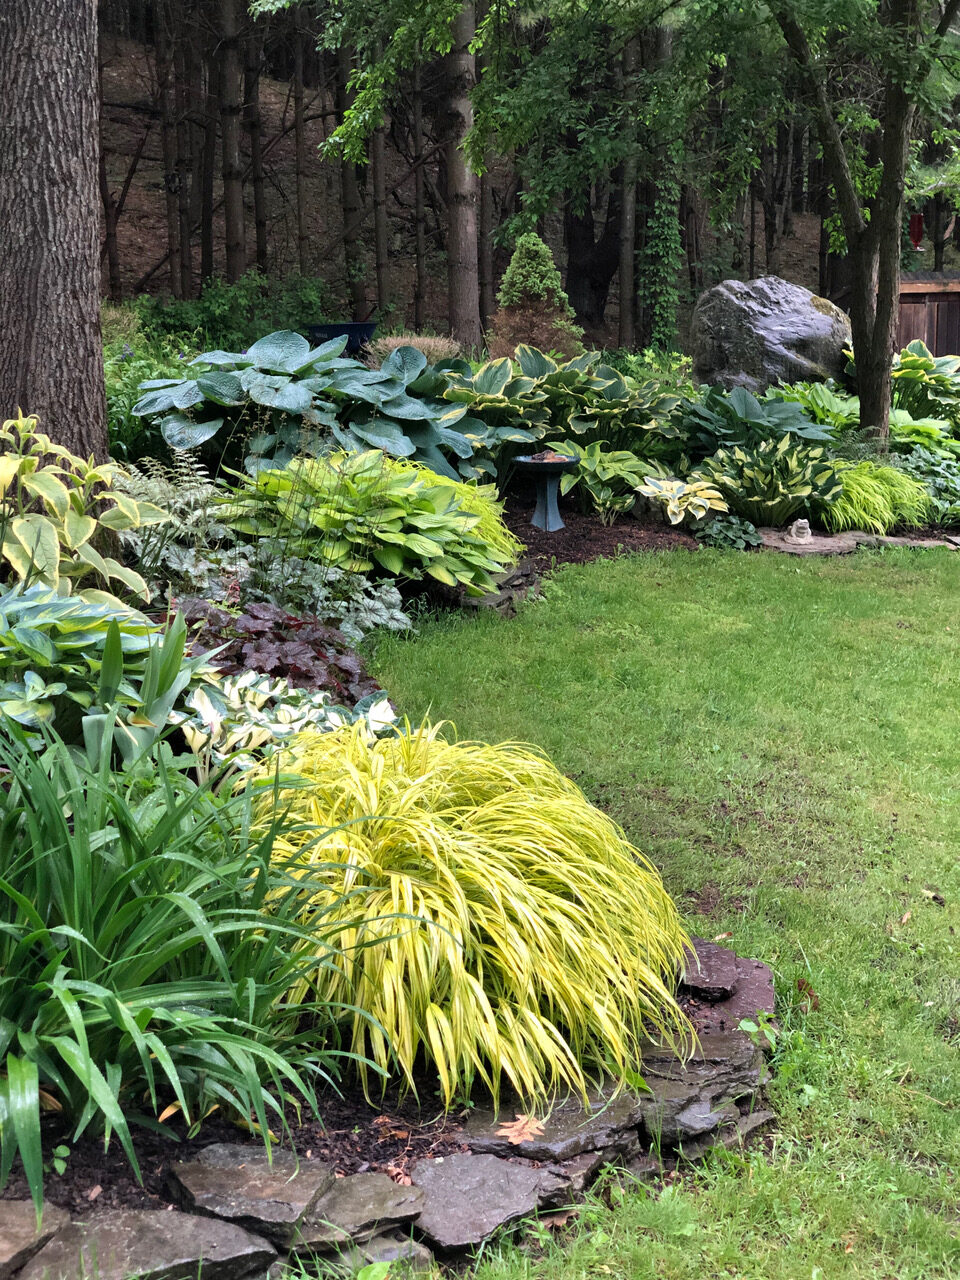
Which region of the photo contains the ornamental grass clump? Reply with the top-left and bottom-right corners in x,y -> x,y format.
817,461 -> 931,534
256,721 -> 692,1107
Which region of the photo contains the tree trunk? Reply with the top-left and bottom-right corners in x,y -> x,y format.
175,0 -> 194,298
618,38 -> 640,348
412,62 -> 428,330
0,0 -> 107,457
244,23 -> 268,272
219,0 -> 246,282
293,15 -> 309,274
565,186 -> 621,329
337,45 -> 366,320
479,166 -> 496,330
98,49 -> 122,301
441,3 -> 481,348
199,27 -> 219,282
372,118 -> 390,314
156,0 -> 184,297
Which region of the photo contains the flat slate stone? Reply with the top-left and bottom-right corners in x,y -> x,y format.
637,1030 -> 766,1148
0,1203 -> 70,1280
327,1231 -> 435,1275
675,1109 -> 777,1162
692,957 -> 777,1035
19,1210 -> 275,1280
170,1143 -> 335,1246
294,1173 -> 424,1248
463,1088 -> 644,1162
411,1154 -> 565,1250
681,938 -> 740,1002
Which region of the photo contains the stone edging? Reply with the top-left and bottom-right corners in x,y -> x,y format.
0,941 -> 776,1278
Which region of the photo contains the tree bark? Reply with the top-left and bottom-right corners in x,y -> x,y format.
219,0 -> 246,282
199,24 -> 219,282
293,14 -> 310,274
98,47 -> 122,301
618,37 -> 640,348
0,0 -> 107,457
412,62 -> 428,330
479,166 -> 496,330
441,3 -> 481,348
156,0 -> 184,297
565,186 -> 621,329
175,0 -> 194,298
244,22 -> 268,272
372,118 -> 391,314
337,45 -> 367,319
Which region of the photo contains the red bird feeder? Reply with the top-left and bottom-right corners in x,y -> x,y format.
909,212 -> 924,250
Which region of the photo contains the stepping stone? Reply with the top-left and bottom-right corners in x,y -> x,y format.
19,1209 -> 274,1280
293,1173 -> 425,1248
463,1087 -> 644,1162
170,1143 -> 335,1247
691,956 -> 776,1035
681,937 -> 741,1002
411,1153 -> 565,1250
0,1203 -> 70,1280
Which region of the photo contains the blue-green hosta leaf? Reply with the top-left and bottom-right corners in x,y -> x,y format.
136,377 -> 184,390
190,348 -> 250,368
436,426 -> 475,459
133,380 -> 203,417
349,418 -> 417,456
380,394 -> 436,421
196,371 -> 245,406
10,626 -> 57,664
334,372 -> 405,405
381,345 -> 427,385
245,330 -> 311,373
245,374 -> 313,414
161,414 -> 224,450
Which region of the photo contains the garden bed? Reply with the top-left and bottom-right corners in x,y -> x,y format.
504,497 -> 697,571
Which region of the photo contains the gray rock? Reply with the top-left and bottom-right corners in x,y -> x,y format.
691,957 -> 777,1036
463,1088 -> 644,1162
638,1031 -> 766,1148
19,1210 -> 274,1280
325,1231 -> 435,1275
170,1144 -> 334,1247
294,1174 -> 424,1248
681,938 -> 740,1002
411,1154 -> 565,1250
674,1109 -> 777,1162
758,527 -> 863,556
691,276 -> 852,391
0,1203 -> 70,1280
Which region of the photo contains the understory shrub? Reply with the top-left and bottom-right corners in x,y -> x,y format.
255,721 -> 692,1107
487,233 -> 584,359
223,450 -> 518,594
816,462 -> 931,534
0,734 -> 357,1215
695,437 -> 842,527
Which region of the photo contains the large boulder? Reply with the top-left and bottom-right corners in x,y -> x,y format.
691,276 -> 851,391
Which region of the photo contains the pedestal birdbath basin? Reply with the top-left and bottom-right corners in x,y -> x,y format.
515,452 -> 579,532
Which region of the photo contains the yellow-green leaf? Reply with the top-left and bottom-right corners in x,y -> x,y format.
9,515 -> 60,586
61,508 -> 97,550
22,471 -> 70,519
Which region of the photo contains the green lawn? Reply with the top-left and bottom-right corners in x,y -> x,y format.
371,548 -> 960,1280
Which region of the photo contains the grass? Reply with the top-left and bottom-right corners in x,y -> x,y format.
371,547 -> 960,1279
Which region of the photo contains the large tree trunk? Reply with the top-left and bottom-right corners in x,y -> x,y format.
0,0 -> 107,457
337,45 -> 367,320
565,185 -> 621,329
244,23 -> 268,272
175,0 -> 194,298
156,0 -> 184,297
219,0 -> 246,282
199,26 -> 219,283
412,62 -> 428,330
293,14 -> 310,275
372,119 -> 390,314
441,3 -> 481,348
618,38 -> 640,348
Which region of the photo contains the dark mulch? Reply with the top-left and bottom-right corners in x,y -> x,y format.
503,495 -> 697,573
0,1083 -> 468,1218
1,998 -> 726,1218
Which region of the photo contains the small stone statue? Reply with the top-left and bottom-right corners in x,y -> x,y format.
785,518 -> 813,543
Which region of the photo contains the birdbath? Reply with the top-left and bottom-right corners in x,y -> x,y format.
515,451 -> 579,532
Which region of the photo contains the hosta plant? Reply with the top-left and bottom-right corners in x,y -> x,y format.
679,385 -> 831,459
638,475 -> 729,526
222,451 -> 517,595
255,721 -> 692,1107
0,413 -> 169,601
547,440 -> 651,525
132,331 -> 472,480
695,513 -> 764,550
815,462 -> 931,534
897,447 -> 960,526
694,437 -> 842,527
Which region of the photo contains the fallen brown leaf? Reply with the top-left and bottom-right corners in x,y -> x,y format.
87,1185 -> 102,1201
496,1113 -> 546,1145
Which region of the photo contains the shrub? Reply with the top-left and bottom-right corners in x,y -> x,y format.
816,462 -> 931,534
105,332 -> 191,461
366,333 -> 462,368
0,733 -> 358,1216
0,414 -> 169,601
255,721 -> 692,1107
223,450 -> 518,595
487,234 -> 584,359
694,437 -> 842,527
680,386 -> 831,459
897,447 -> 960,525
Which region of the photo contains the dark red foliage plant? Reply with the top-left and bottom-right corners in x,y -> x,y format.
178,598 -> 379,703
